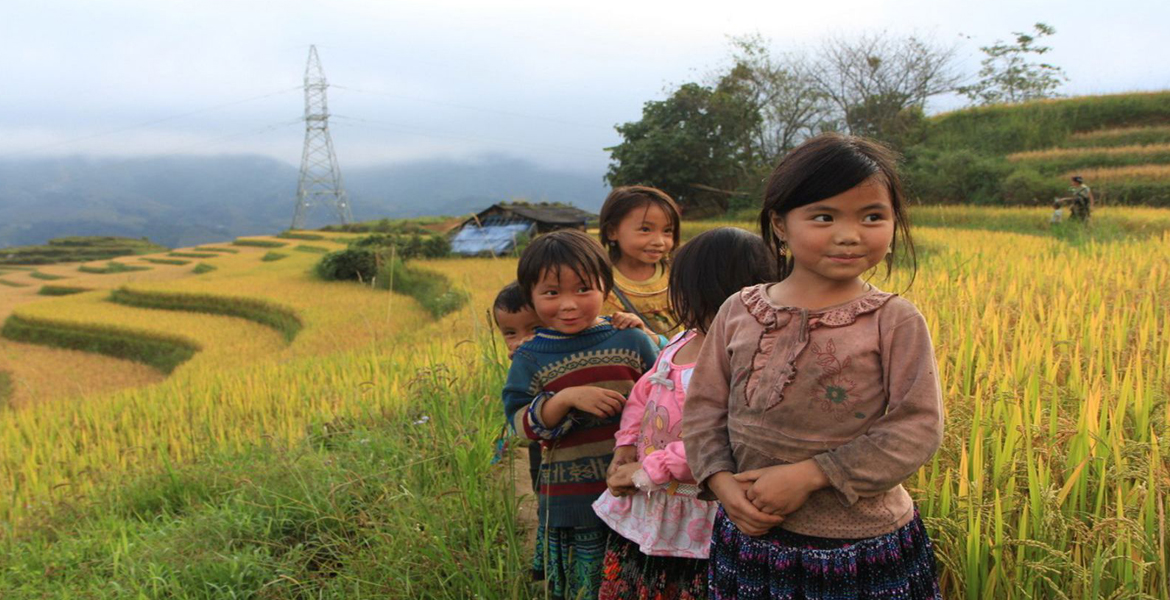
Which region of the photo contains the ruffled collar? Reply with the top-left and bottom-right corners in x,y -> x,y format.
739,283 -> 895,330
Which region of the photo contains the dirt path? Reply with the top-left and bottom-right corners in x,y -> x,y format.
511,442 -> 539,549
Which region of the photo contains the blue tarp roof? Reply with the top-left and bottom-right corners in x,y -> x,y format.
450,222 -> 534,256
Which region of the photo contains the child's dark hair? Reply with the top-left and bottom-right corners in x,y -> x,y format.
598,186 -> 682,263
492,282 -> 527,323
759,133 -> 916,286
670,227 -> 776,333
516,229 -> 613,304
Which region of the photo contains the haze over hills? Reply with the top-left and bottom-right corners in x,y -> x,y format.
0,155 -> 607,249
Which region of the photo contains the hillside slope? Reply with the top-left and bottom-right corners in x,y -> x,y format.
906,91 -> 1170,206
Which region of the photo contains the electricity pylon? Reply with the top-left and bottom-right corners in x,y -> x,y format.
291,45 -> 352,230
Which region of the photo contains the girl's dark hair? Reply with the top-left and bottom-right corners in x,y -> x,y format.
597,186 -> 682,263
759,133 -> 916,286
670,227 -> 776,334
516,229 -> 613,305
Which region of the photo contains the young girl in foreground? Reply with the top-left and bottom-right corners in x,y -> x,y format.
599,186 -> 684,338
593,228 -> 776,599
683,134 -> 944,599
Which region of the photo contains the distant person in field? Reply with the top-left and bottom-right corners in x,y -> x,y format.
683,134 -> 944,599
501,230 -> 658,600
492,282 -> 543,492
1053,175 -> 1094,222
598,186 -> 684,343
592,227 -> 776,600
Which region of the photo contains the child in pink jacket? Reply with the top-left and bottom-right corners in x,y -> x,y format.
593,227 -> 776,599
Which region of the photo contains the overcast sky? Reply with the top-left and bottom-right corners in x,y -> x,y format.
2,0 -> 1166,174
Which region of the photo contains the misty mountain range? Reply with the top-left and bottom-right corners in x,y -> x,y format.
0,155 -> 608,249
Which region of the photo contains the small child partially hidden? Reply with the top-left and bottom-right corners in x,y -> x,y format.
493,282 -> 544,492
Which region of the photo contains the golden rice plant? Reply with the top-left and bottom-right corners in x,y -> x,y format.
1008,143 -> 1170,162
1068,164 -> 1170,182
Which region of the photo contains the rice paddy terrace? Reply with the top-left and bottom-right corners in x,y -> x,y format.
0,211 -> 1167,598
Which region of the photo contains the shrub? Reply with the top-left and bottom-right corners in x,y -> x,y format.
293,245 -> 329,254
28,271 -> 67,281
315,248 -> 378,283
232,239 -> 287,248
192,263 -> 217,275
169,252 -> 217,259
77,262 -> 151,274
1000,167 -> 1064,204
260,251 -> 288,262
376,258 -> 468,318
276,231 -> 325,241
38,285 -> 90,296
347,234 -> 449,259
903,148 -> 1012,204
141,258 -> 191,265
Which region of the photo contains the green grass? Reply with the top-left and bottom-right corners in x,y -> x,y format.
0,332 -> 528,598
925,90 -> 1170,155
28,271 -> 67,281
0,313 -> 199,374
232,239 -> 287,248
0,279 -> 29,288
1008,145 -> 1170,174
0,236 -> 168,266
1067,124 -> 1170,148
109,288 -> 303,343
293,245 -> 330,254
168,252 -> 218,259
191,263 -> 217,275
77,262 -> 151,275
38,285 -> 91,296
277,231 -> 326,241
260,251 -> 288,262
194,246 -> 240,254
0,370 -> 11,409
379,260 -> 470,319
140,257 -> 192,266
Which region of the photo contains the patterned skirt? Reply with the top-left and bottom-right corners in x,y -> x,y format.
708,507 -> 941,600
599,532 -> 708,600
532,524 -> 608,600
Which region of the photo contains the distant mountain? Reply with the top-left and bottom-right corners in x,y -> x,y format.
0,155 -> 607,249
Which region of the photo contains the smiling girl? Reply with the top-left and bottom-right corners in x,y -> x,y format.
683,134 -> 944,599
598,186 -> 683,338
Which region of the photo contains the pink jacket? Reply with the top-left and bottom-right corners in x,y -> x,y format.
616,330 -> 697,485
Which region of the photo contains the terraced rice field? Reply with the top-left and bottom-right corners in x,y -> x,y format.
0,216 -> 1166,597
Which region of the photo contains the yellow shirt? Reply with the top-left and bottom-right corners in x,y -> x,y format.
602,262 -> 681,337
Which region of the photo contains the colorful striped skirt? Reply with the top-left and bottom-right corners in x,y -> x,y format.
598,532 -> 708,600
708,507 -> 941,600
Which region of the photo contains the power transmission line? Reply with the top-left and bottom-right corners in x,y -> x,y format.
24,86 -> 301,153
330,114 -> 601,159
331,84 -> 609,131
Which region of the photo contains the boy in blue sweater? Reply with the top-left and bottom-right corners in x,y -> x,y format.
502,229 -> 658,600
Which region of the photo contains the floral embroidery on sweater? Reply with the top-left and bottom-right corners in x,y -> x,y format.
809,338 -> 864,421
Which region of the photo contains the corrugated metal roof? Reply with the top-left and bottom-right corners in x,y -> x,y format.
450,222 -> 534,256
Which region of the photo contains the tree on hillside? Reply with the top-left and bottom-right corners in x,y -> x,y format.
605,79 -> 758,217
809,32 -> 960,144
958,23 -> 1068,105
724,35 -> 834,159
